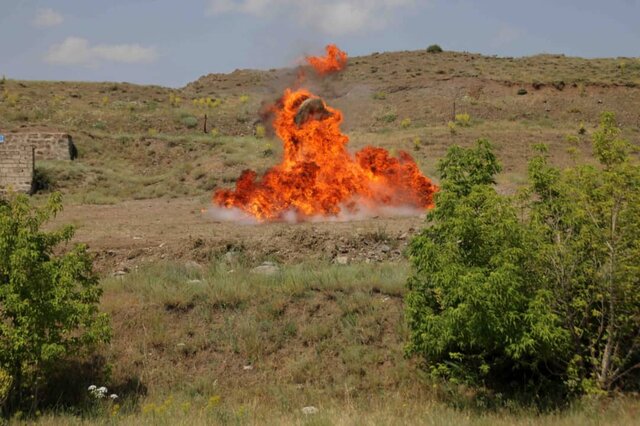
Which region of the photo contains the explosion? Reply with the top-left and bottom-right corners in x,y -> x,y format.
212,45 -> 437,223
305,44 -> 348,75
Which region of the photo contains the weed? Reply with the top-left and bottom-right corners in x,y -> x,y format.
372,91 -> 387,100
455,113 -> 471,127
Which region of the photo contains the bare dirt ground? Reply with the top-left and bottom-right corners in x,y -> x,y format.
50,197 -> 424,274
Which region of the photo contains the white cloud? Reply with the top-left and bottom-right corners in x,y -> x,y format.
44,37 -> 158,67
206,0 -> 415,35
33,8 -> 64,28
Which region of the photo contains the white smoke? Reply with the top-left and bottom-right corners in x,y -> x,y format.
206,199 -> 426,224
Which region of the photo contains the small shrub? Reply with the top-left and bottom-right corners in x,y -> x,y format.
578,122 -> 587,135
93,121 -> 107,131
33,167 -> 54,192
169,93 -> 182,107
181,115 -> 198,129
379,112 -> 397,123
372,91 -> 387,100
447,121 -> 457,135
101,96 -> 110,107
412,137 -> 422,151
517,88 -> 528,95
426,44 -> 443,53
400,118 -> 412,129
239,95 -> 249,104
255,124 -> 266,139
454,113 -> 471,127
2,90 -> 19,106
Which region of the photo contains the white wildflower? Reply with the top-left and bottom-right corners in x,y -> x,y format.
110,394 -> 118,400
88,385 -> 97,391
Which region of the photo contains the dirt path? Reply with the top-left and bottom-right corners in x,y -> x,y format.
50,197 -> 425,274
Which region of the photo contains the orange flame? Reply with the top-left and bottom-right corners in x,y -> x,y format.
213,89 -> 437,222
305,44 -> 348,75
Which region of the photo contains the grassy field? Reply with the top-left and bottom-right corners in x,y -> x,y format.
11,261 -> 639,425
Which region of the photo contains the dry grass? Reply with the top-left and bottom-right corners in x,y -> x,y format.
8,261 -> 638,425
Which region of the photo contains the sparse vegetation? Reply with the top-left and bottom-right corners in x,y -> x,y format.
454,112 -> 471,127
372,91 -> 387,100
426,44 -> 443,53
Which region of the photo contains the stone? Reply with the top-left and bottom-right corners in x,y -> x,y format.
301,406 -> 319,415
184,261 -> 203,270
380,244 -> 391,253
251,261 -> 279,275
334,255 -> 349,265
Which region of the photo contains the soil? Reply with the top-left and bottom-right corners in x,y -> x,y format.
50,197 -> 424,274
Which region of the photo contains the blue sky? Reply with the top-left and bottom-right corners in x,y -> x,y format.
0,0 -> 638,87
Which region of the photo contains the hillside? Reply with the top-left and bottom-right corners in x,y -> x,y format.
1,50 -> 639,206
2,48 -> 640,424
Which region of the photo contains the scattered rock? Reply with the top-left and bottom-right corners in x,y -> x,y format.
301,406 -> 319,415
224,251 -> 239,263
334,256 -> 349,265
251,261 -> 279,275
112,270 -> 127,277
184,261 -> 203,270
243,365 -> 253,371
380,244 -> 391,253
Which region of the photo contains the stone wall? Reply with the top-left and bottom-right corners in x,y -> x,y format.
0,145 -> 34,194
3,132 -> 76,161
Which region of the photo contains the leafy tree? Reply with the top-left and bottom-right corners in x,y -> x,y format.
526,113 -> 640,393
407,119 -> 640,399
406,140 -> 565,398
0,193 -> 110,412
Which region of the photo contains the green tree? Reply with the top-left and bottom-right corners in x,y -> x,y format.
406,140 -> 566,397
527,113 -> 640,393
0,193 -> 110,412
407,114 -> 640,400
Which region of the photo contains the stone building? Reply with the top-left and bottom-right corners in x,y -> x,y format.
0,131 -> 76,194
0,145 -> 35,194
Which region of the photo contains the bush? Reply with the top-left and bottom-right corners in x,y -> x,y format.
400,118 -> 412,129
33,167 -> 54,193
372,92 -> 387,100
255,124 -> 266,139
407,115 -> 640,401
427,44 -> 443,53
181,115 -> 198,129
0,193 -> 111,412
454,113 -> 471,127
